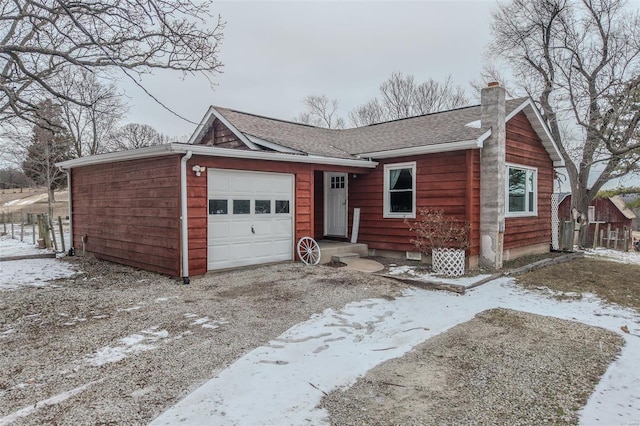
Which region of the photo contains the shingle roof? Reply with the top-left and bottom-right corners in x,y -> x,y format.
208,98 -> 533,159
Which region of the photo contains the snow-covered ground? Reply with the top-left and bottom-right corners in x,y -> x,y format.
0,234 -> 77,291
153,249 -> 640,426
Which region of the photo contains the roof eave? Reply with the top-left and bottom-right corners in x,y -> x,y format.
56,143 -> 378,169
357,139 -> 483,159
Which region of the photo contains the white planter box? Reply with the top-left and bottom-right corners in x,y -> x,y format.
431,248 -> 465,277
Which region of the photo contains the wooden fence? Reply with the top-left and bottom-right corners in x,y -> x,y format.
0,211 -> 66,253
557,220 -> 631,252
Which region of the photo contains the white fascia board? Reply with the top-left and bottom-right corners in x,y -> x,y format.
245,135 -> 304,154
187,106 -> 259,150
57,143 -> 378,169
56,144 -> 177,168
357,139 -> 483,159
506,98 -> 565,167
187,105 -> 216,145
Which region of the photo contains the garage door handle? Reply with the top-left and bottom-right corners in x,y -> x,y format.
251,225 -> 255,234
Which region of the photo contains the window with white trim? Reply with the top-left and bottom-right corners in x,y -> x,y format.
506,165 -> 537,216
384,162 -> 416,218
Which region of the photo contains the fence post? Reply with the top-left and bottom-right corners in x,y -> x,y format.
49,215 -> 58,252
607,224 -> 612,248
20,210 -> 24,242
593,223 -> 599,248
10,212 -> 14,239
31,214 -> 36,245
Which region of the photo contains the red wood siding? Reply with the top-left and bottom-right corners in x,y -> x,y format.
71,156 -> 182,276
185,156 -> 318,276
197,119 -> 248,149
504,111 -> 554,250
349,151 -> 479,254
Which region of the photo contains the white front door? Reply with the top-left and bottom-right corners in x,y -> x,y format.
207,169 -> 294,270
324,172 -> 348,237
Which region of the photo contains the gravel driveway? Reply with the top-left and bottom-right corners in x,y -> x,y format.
0,257 -> 405,425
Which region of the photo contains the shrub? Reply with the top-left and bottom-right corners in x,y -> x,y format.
406,208 -> 469,254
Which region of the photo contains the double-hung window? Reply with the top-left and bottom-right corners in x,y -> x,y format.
506,164 -> 537,216
384,162 -> 416,218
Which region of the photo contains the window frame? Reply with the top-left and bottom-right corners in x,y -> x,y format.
383,161 -> 417,219
505,163 -> 538,217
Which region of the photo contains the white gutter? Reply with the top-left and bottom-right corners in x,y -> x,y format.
180,150 -> 193,284
358,139 -> 483,159
56,143 -> 378,169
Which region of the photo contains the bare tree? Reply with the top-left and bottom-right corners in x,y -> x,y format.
349,99 -> 386,127
108,123 -> 168,151
349,73 -> 470,126
294,95 -> 346,129
489,0 -> 640,224
0,0 -> 224,125
0,167 -> 32,190
413,76 -> 470,115
56,69 -> 128,157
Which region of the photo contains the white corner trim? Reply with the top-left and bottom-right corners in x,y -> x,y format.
245,135 -> 304,154
188,106 -> 260,150
359,139 -> 483,159
56,143 -> 378,169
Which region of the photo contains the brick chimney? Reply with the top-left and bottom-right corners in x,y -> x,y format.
479,82 -> 506,270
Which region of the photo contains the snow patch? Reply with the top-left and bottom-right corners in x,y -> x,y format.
86,327 -> 169,366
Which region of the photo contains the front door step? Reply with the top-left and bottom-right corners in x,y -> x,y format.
331,252 -> 360,263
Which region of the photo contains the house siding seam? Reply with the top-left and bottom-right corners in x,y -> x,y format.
70,155 -> 182,276
349,151 -> 474,254
504,111 -> 554,250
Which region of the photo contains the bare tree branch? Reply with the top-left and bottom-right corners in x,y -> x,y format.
0,0 -> 224,126
489,0 -> 640,218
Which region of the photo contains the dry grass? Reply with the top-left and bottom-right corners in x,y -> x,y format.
516,258 -> 640,311
0,187 -> 68,219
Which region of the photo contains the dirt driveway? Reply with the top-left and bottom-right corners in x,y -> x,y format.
0,257 -> 404,425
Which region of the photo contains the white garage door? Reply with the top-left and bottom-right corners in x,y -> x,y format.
207,169 -> 294,270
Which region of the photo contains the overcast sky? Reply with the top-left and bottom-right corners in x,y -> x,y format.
120,0 -> 496,139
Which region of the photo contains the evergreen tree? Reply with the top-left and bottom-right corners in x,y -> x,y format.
22,100 -> 71,211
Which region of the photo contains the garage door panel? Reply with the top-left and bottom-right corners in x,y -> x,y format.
208,222 -> 230,239
271,240 -> 292,256
208,169 -> 294,270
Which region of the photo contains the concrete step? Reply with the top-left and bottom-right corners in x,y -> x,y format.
318,241 -> 368,264
331,252 -> 360,263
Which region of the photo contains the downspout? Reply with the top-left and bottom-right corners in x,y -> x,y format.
180,150 -> 193,284
64,168 -> 73,255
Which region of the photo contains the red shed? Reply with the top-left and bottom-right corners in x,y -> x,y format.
558,194 -> 635,247
58,84 -> 563,280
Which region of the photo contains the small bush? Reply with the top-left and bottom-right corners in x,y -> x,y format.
406,209 -> 469,254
